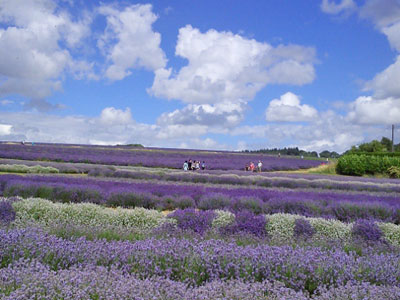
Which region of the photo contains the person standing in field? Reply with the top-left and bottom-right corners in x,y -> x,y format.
250,162 -> 255,172
201,161 -> 205,170
257,160 -> 262,172
188,159 -> 192,170
183,161 -> 188,171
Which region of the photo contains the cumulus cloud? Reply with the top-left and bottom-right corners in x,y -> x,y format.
98,4 -> 167,81
359,0 -> 400,52
0,0 -> 91,110
265,92 -> 318,122
347,96 -> 400,124
320,0 -> 356,15
149,25 -> 316,106
232,109 -> 377,153
364,55 -> 400,98
100,107 -> 133,125
0,124 -> 12,135
320,0 -> 400,125
157,102 -> 245,128
0,108 -> 229,150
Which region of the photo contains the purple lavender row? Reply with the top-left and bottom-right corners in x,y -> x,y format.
99,168 -> 400,194
3,259 -> 400,300
2,228 -> 400,293
0,143 -> 321,170
2,174 -> 400,222
202,168 -> 400,184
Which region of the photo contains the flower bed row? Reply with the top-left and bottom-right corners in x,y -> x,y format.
2,175 -> 400,222
3,259 -> 400,300
2,228 -> 400,293
6,198 -> 400,245
90,168 -> 400,193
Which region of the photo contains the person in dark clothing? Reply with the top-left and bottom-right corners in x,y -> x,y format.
188,159 -> 192,170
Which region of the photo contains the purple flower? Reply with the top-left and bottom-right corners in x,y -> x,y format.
168,209 -> 215,234
0,200 -> 16,226
352,219 -> 383,242
294,218 -> 315,239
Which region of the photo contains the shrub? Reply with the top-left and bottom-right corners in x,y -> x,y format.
0,200 -> 16,225
266,213 -> 297,239
212,210 -> 235,228
352,219 -> 383,242
221,210 -> 267,237
294,218 -> 315,239
337,154 -> 400,176
308,217 -> 351,240
387,166 -> 400,179
230,196 -> 263,214
168,209 -> 215,234
198,193 -> 231,210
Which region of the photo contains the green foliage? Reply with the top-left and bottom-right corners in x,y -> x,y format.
347,152 -> 400,157
242,147 -> 319,157
319,151 -> 340,158
336,154 -> 400,176
0,164 -> 59,174
387,166 -> 400,179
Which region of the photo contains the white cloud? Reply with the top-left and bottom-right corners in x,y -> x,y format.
231,109 -> 375,153
100,107 -> 133,125
359,0 -> 400,28
265,92 -> 318,122
0,0 -> 92,110
98,4 -> 167,81
0,109 -> 230,150
149,25 -> 316,106
320,0 -> 356,15
347,96 -> 400,124
364,55 -> 400,98
0,124 -> 12,135
157,102 -> 245,128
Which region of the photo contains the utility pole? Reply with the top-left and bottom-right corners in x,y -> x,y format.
392,124 -> 395,153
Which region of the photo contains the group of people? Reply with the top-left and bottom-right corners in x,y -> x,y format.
183,159 -> 205,171
245,160 -> 263,172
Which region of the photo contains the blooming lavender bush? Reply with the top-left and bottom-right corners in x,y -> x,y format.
294,218 -> 315,239
168,209 -> 216,234
352,219 -> 383,242
0,259 -> 310,300
221,210 -> 268,237
0,200 -> 15,226
3,228 -> 400,292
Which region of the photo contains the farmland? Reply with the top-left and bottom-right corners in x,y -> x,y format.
1,143 -> 400,299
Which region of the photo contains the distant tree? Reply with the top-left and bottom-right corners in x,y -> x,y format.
319,150 -> 331,158
380,137 -> 393,152
330,151 -> 340,158
358,140 -> 386,152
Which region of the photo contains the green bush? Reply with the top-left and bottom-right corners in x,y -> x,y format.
336,154 -> 400,176
387,166 -> 400,179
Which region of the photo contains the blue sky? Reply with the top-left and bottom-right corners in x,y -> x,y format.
0,0 -> 400,152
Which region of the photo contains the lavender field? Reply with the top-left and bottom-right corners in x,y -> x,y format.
1,143 -> 400,299
0,142 -> 321,170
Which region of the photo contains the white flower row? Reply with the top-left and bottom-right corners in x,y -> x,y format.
12,198 -> 167,230
9,197 -> 400,245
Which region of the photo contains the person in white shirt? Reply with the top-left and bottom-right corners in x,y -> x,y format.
257,160 -> 262,172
